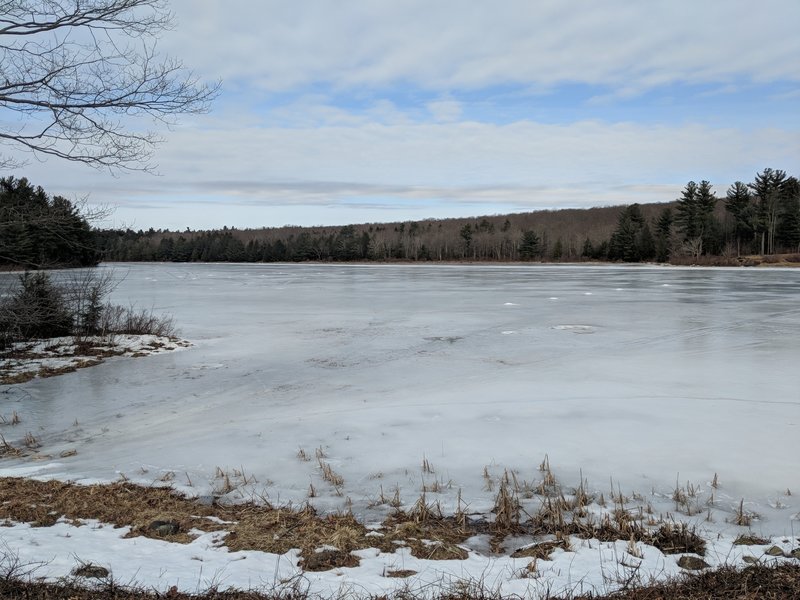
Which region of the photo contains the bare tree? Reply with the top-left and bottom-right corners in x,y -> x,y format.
0,0 -> 219,170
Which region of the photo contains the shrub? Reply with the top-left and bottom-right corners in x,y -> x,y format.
0,272 -> 73,346
1,271 -> 176,349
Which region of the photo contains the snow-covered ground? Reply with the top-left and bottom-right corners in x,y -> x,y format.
0,335 -> 190,384
1,263 -> 798,596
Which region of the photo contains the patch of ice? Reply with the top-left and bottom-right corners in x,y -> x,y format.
552,325 -> 596,334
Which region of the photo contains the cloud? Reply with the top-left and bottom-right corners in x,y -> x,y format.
427,99 -> 462,123
166,0 -> 800,93
19,114 -> 798,229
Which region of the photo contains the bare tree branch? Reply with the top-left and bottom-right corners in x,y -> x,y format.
0,0 -> 219,171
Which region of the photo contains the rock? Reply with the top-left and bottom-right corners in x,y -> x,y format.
148,520 -> 180,536
742,556 -> 758,564
790,548 -> 800,559
677,555 -> 710,570
302,549 -> 360,571
73,564 -> 109,578
765,545 -> 785,557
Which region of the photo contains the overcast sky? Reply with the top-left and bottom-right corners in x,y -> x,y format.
6,0 -> 800,230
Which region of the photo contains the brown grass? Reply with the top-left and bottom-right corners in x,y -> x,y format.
0,472 -> 719,574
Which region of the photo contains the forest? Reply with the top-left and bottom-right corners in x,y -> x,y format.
0,176 -> 99,269
2,169 -> 799,269
95,168 -> 800,265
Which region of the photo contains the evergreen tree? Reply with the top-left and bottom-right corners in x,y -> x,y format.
654,207 -> 673,262
609,204 -> 646,262
675,180 -> 719,256
675,181 -> 700,240
638,223 -> 656,261
581,237 -> 594,258
519,230 -> 541,260
777,176 -> 800,251
725,182 -> 755,256
0,177 -> 98,268
749,168 -> 787,255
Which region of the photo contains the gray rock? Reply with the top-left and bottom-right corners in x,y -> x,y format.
677,555 -> 709,570
73,564 -> 109,578
741,555 -> 758,564
148,519 -> 180,536
765,545 -> 785,557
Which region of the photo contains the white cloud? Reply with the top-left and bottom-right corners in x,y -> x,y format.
20,115 -> 798,229
166,0 -> 800,93
427,98 -> 462,123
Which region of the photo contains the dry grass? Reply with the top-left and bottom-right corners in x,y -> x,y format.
731,498 -> 759,527
733,534 -> 770,546
317,458 -> 344,488
0,410 -> 21,425
0,466 -> 736,574
37,456 -> 712,560
511,538 -> 571,560
0,434 -> 24,457
582,563 -> 800,599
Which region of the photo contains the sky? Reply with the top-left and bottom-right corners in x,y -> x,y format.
4,0 -> 800,230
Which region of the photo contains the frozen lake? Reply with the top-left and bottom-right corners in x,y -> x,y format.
3,262 -> 800,535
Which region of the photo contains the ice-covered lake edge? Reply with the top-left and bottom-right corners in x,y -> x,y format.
1,262 -> 798,597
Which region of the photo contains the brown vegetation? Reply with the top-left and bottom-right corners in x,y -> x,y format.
0,475 -> 797,598
0,472 -> 711,569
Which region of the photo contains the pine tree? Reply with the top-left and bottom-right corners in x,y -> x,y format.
655,207 -> 673,262
725,182 -> 754,256
519,230 -> 541,260
609,204 -> 646,262
749,168 -> 787,255
777,176 -> 800,252
675,180 -> 719,257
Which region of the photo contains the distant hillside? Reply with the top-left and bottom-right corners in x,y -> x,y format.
97,201 -> 682,263
97,169 -> 800,265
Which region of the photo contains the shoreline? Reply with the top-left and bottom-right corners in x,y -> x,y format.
96,255 -> 800,268
0,335 -> 191,385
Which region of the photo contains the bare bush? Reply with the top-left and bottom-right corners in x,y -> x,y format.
99,305 -> 175,338
1,270 -> 176,349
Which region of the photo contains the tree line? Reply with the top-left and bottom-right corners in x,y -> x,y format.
2,168 -> 797,270
606,168 -> 799,263
96,168 -> 799,265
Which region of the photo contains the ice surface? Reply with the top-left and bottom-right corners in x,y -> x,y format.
1,263 -> 799,589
